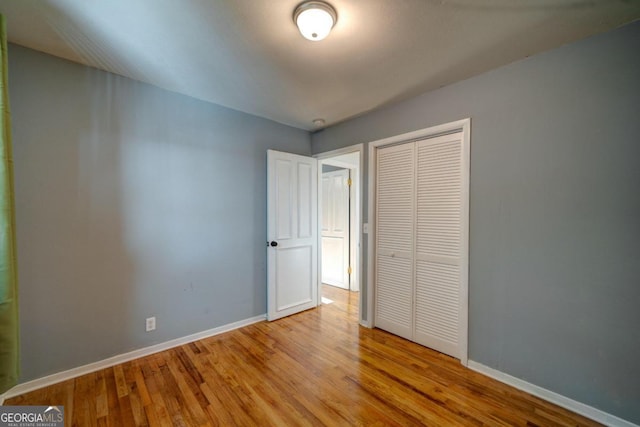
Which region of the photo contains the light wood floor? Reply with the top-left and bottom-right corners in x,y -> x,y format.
7,285 -> 600,426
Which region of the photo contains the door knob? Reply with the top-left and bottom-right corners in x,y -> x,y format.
270,241 -> 278,247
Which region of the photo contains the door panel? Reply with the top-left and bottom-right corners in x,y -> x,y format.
374,143 -> 414,340
415,260 -> 460,357
321,175 -> 331,233
275,159 -> 293,240
297,162 -> 313,238
268,150 -> 318,321
321,169 -> 350,288
376,255 -> 413,338
276,246 -> 313,310
414,133 -> 463,358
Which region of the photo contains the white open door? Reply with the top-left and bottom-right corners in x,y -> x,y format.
267,150 -> 318,321
321,169 -> 350,289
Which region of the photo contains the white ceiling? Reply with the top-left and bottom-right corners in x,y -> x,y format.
1,0 -> 639,130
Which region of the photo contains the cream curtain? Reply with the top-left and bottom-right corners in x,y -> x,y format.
0,14 -> 19,394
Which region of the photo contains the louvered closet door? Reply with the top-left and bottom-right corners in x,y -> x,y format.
375,143 -> 415,340
414,132 -> 464,358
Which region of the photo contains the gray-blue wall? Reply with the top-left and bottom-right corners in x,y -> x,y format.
312,21 -> 640,424
9,45 -> 310,382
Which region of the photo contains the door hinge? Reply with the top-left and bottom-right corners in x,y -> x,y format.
348,266 -> 352,275
347,178 -> 352,187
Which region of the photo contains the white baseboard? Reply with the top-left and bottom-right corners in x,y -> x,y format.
467,360 -> 638,427
2,314 -> 266,402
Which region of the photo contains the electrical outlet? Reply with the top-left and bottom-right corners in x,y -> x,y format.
145,316 -> 156,332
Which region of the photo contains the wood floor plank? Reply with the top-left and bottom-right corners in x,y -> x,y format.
104,368 -> 124,427
140,356 -> 173,427
5,285 -> 603,426
124,362 -> 149,427
113,364 -> 129,399
95,370 -> 109,419
74,372 -> 98,427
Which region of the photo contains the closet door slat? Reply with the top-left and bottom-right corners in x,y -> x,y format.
414,132 -> 463,358
375,143 -> 415,339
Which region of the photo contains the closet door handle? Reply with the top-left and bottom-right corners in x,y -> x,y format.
270,241 -> 278,247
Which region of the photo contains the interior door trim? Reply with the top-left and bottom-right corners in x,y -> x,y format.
314,144 -> 364,325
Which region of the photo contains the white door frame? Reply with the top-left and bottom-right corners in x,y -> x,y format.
314,144 -> 364,323
367,119 -> 470,366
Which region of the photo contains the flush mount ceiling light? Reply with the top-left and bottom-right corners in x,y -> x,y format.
293,1 -> 337,41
